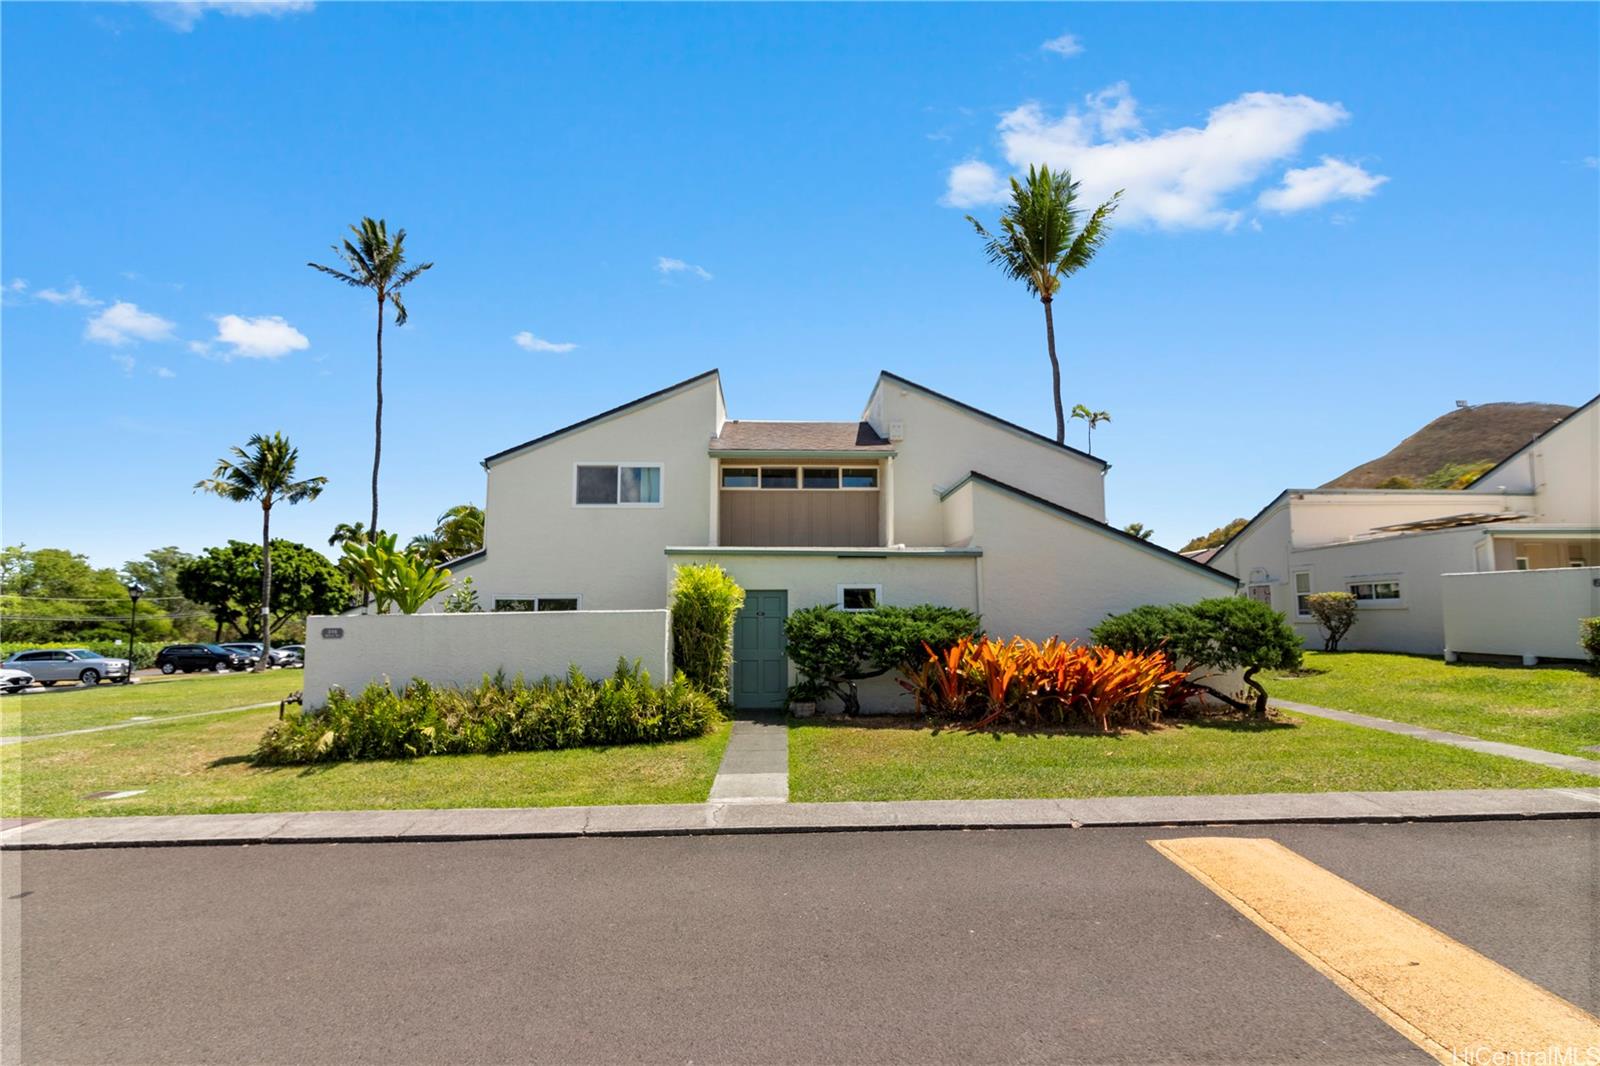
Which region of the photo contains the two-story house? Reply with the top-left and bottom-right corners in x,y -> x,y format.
439,369 -> 1237,710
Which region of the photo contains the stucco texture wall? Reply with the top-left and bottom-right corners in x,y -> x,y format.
1443,566 -> 1600,662
301,610 -> 672,705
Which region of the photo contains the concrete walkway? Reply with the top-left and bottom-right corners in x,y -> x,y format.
3,787 -> 1597,850
706,711 -> 788,803
1274,699 -> 1600,778
0,702 -> 279,746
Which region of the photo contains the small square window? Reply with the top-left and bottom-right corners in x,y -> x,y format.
841,467 -> 878,489
761,467 -> 798,489
576,465 -> 619,505
839,585 -> 880,611
802,467 -> 840,489
721,467 -> 759,488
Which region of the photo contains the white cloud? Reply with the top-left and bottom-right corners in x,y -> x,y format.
85,302 -> 176,346
148,1 -> 314,32
7,279 -> 27,293
1582,156 -> 1599,170
152,366 -> 177,379
1041,33 -> 1083,58
188,340 -> 211,355
513,330 -> 577,354
1258,156 -> 1388,212
37,282 -> 101,307
110,353 -> 136,376
656,256 -> 713,281
947,83 -> 1371,229
209,314 -> 310,359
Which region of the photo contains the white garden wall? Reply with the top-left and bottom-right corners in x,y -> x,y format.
301,610 -> 672,706
1442,566 -> 1600,663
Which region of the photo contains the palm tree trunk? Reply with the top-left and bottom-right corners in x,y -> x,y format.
1042,297 -> 1065,444
257,501 -> 271,673
372,292 -> 384,537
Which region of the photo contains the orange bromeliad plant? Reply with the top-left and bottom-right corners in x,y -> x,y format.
897,635 -> 1189,731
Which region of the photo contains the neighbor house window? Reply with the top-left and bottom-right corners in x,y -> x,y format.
837,584 -> 880,611
1515,557 -> 1530,571
841,467 -> 878,489
575,464 -> 661,506
802,467 -> 840,489
760,467 -> 798,489
1292,570 -> 1313,617
1348,580 -> 1402,603
494,596 -> 581,612
720,467 -> 759,488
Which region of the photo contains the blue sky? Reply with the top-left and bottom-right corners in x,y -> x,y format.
4,2 -> 1596,569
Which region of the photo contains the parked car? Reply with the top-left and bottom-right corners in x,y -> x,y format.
221,642 -> 297,668
3,648 -> 132,686
153,644 -> 249,674
0,667 -> 34,694
276,644 -> 306,668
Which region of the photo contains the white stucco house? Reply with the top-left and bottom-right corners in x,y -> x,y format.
1210,395 -> 1600,661
431,368 -> 1238,710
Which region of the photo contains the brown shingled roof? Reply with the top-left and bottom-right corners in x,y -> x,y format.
710,421 -> 893,452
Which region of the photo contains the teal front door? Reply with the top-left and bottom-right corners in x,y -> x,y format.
732,590 -> 788,710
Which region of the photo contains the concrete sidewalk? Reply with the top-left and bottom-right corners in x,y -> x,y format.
3,786 -> 1597,850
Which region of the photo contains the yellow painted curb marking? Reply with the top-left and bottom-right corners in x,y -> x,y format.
1150,837 -> 1600,1066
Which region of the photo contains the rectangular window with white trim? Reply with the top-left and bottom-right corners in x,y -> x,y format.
493,596 -> 581,612
1347,579 -> 1402,604
1292,569 -> 1313,617
575,464 -> 662,506
837,584 -> 880,611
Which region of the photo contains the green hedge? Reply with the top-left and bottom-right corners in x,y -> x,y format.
0,640 -> 165,670
253,659 -> 719,764
669,563 -> 745,705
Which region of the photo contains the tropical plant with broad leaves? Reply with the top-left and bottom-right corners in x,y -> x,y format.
195,432 -> 327,669
308,218 -> 433,539
339,533 -> 452,614
967,166 -> 1120,444
1070,404 -> 1111,455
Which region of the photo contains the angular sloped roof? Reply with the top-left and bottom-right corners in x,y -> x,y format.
710,421 -> 893,452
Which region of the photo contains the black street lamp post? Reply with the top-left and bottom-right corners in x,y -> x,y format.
125,581 -> 144,676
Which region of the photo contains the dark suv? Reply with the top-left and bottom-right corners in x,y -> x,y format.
154,644 -> 249,675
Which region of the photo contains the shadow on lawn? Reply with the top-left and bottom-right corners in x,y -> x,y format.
788,710 -> 1298,741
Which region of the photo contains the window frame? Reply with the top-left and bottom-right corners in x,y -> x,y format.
493,595 -> 584,612
572,463 -> 663,508
1346,576 -> 1405,608
718,463 -> 881,491
836,583 -> 882,612
1291,568 -> 1314,618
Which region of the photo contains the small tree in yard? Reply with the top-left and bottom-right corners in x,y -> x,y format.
338,534 -> 451,614
443,576 -> 482,613
1093,597 -> 1301,716
1580,617 -> 1600,672
1306,591 -> 1358,652
669,564 -> 745,705
785,605 -> 980,715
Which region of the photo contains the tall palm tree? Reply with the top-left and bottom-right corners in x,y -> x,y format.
308,218 -> 433,537
433,503 -> 484,560
968,166 -> 1119,444
196,433 -> 327,670
327,521 -> 369,549
1070,404 -> 1111,455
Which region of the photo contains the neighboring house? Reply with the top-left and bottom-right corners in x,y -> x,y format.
1210,396 -> 1599,660
437,368 -> 1236,710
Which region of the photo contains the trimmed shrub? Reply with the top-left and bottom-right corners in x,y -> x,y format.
1581,617 -> 1600,670
253,659 -> 718,765
1092,597 -> 1302,716
898,636 -> 1188,731
669,564 -> 745,705
0,640 -> 163,670
785,604 -> 980,714
1306,591 -> 1358,652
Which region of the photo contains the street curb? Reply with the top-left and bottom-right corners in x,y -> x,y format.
4,788 -> 1597,851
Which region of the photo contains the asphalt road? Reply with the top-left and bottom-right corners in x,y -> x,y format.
3,820 -> 1596,1064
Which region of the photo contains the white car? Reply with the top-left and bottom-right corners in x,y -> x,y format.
0,667 -> 33,694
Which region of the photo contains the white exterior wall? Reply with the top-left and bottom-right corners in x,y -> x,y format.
955,480 -> 1237,642
1289,527 -> 1487,656
1209,500 -> 1293,607
1287,491 -> 1528,547
301,610 -> 672,705
865,379 -> 1106,546
465,375 -> 720,611
664,549 -> 981,713
1468,399 -> 1599,526
1443,566 -> 1600,663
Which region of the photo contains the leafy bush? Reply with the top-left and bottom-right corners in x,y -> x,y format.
785,604 -> 980,714
338,533 -> 452,614
1306,592 -> 1358,652
1581,617 -> 1600,670
1092,597 -> 1302,716
253,659 -> 718,764
669,564 -> 745,705
0,640 -> 164,669
898,636 -> 1188,731
443,576 -> 482,613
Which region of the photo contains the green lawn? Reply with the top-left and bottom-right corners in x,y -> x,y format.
2,707 -> 732,818
787,711 -> 1595,803
0,672 -> 303,738
1268,652 -> 1600,757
